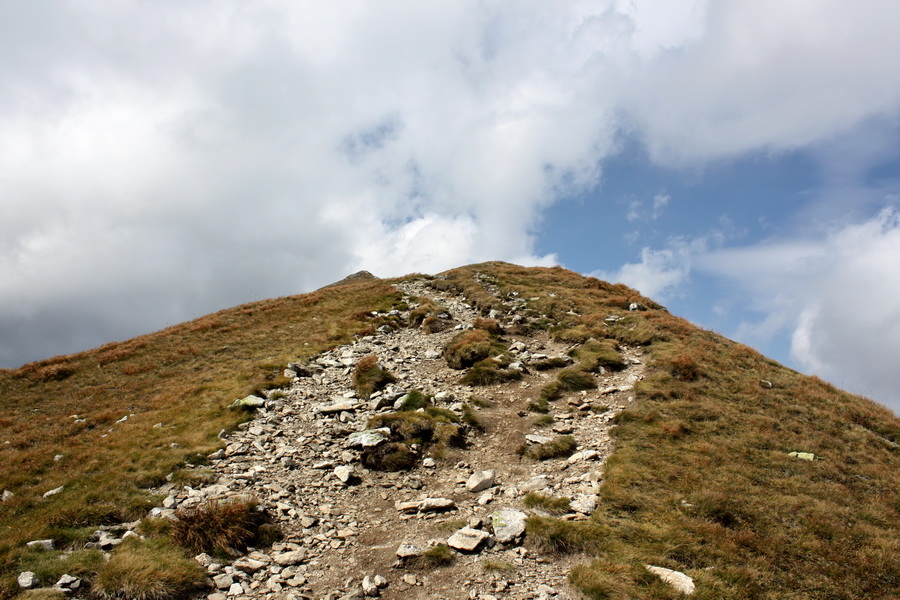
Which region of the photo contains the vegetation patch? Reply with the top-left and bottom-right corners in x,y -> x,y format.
529,357 -> 570,371
525,516 -> 607,554
171,498 -> 278,556
92,537 -> 206,600
352,355 -> 397,399
443,330 -> 506,370
460,359 -> 522,386
522,493 -> 571,515
520,436 -> 577,461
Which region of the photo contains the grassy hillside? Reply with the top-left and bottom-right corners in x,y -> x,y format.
432,263 -> 900,599
1,262 -> 898,599
0,277 -> 402,597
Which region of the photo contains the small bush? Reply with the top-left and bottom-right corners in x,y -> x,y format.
171,498 -> 273,556
462,403 -> 483,430
532,414 -> 555,427
522,436 -> 577,460
529,398 -> 550,413
397,390 -> 431,411
360,442 -> 418,471
473,318 -> 503,335
670,352 -> 700,381
93,538 -> 206,600
420,544 -> 454,567
530,357 -> 570,371
481,559 -> 515,573
444,330 -> 504,370
525,516 -> 606,554
353,355 -> 397,399
557,369 -> 597,391
460,359 -> 522,386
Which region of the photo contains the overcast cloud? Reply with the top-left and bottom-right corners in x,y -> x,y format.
2,1 -> 900,412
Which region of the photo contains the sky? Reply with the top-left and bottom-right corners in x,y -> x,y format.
1,1 -> 899,414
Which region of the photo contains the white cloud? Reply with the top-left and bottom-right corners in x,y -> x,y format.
698,208 -> 900,413
2,0 -> 900,370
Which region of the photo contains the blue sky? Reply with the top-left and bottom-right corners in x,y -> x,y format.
1,1 -> 899,413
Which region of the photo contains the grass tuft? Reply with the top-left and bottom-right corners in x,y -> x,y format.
171,498 -> 274,556
523,492 -> 571,515
353,355 -> 397,399
521,435 -> 577,461
92,538 -> 206,600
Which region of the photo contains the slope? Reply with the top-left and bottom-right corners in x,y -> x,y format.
1,262 -> 898,600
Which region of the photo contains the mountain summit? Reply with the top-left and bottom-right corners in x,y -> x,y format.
1,262 -> 897,600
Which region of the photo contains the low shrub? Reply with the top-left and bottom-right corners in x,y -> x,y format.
525,516 -> 607,554
460,359 -> 522,386
419,544 -> 454,567
360,442 -> 418,471
530,357 -> 570,371
443,330 -> 505,370
521,436 -> 577,460
92,537 -> 206,600
171,498 -> 274,556
473,318 -> 503,335
353,355 -> 397,399
557,369 -> 597,391
570,338 -> 626,372
397,389 -> 431,411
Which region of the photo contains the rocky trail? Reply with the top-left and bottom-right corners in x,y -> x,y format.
77,277 -> 646,600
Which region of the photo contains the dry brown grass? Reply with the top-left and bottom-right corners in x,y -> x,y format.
92,538 -> 206,600
171,498 -> 274,556
352,355 -> 397,399
0,278 -> 399,597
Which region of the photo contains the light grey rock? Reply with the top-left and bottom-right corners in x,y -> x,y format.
233,557 -> 266,573
525,434 -> 553,444
447,527 -> 490,552
466,470 -> 495,493
213,573 -> 234,589
17,572 -> 38,589
422,457 -> 436,468
26,539 -> 53,551
490,509 -> 527,543
56,574 -> 80,589
396,541 -> 425,558
345,428 -> 391,449
42,486 -> 64,498
316,400 -> 357,415
519,475 -> 550,493
231,395 -> 265,409
227,582 -> 244,596
334,465 -> 356,484
645,565 -> 695,595
273,549 -> 307,566
2,490 -> 13,502
362,575 -> 379,597
418,498 -> 456,512
570,494 -> 599,515
207,593 -> 228,600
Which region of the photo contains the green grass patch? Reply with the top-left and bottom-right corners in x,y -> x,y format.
521,436 -> 577,460
92,537 -> 206,600
523,493 -> 571,515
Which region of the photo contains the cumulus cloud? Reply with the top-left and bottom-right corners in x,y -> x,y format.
2,0 -> 900,370
696,208 -> 900,412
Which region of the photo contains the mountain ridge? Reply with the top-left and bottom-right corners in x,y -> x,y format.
1,262 -> 897,600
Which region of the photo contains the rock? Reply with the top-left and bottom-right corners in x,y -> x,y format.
17,572 -> 38,589
213,574 -> 234,589
466,470 -> 495,493
26,539 -> 54,551
519,476 -> 550,493
570,494 -> 598,515
447,527 -> 490,552
401,574 -> 418,585
362,575 -> 379,597
490,509 -> 527,543
645,565 -> 695,595
418,498 -> 456,512
373,575 -> 388,588
273,549 -> 307,566
789,451 -> 817,461
233,557 -> 266,573
317,400 -> 357,415
422,458 -> 436,468
227,582 -> 244,596
525,434 -> 553,444
42,486 -> 64,498
2,490 -> 13,502
345,428 -> 391,449
334,465 -> 357,485
396,541 -> 425,558
231,395 -> 265,409
56,574 -> 80,589
208,594 -> 228,600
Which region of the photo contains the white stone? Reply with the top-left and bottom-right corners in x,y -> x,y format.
42,486 -> 64,498
466,470 -> 495,493
519,476 -> 550,493
418,498 -> 456,512
490,509 -> 527,543
345,428 -> 391,449
447,527 -> 490,552
362,575 -> 379,597
334,465 -> 355,484
17,572 -> 38,589
25,540 -> 53,551
396,541 -> 424,558
273,550 -> 307,566
645,565 -> 695,595
570,494 -> 598,515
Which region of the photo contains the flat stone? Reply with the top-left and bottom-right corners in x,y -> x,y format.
334,465 -> 356,484
56,574 -> 79,589
466,470 -> 495,493
316,401 -> 356,414
17,572 -> 38,589
227,582 -> 244,596
645,565 -> 695,595
789,451 -> 816,461
231,395 -> 265,409
418,498 -> 456,512
345,428 -> 391,449
570,494 -> 598,515
25,540 -> 54,551
233,558 -> 266,573
519,476 -> 550,493
490,509 -> 527,543
447,527 -> 490,552
396,541 -> 425,558
213,573 -> 234,589
42,486 -> 64,498
273,549 -> 307,566
525,434 -> 553,444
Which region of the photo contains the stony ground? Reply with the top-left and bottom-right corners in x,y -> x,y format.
157,278 -> 646,600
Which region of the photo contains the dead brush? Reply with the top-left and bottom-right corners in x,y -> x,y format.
171,498 -> 275,556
